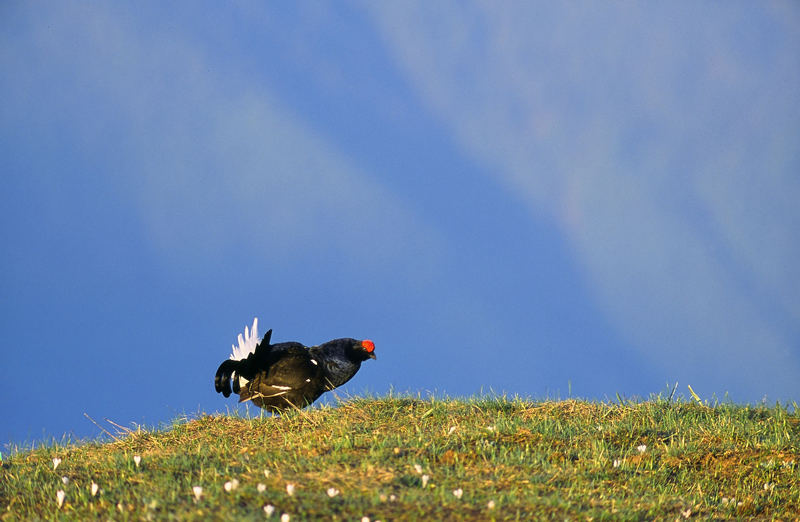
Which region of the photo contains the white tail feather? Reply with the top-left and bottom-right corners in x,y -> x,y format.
230,317 -> 259,360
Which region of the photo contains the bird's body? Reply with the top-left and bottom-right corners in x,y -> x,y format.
214,319 -> 376,412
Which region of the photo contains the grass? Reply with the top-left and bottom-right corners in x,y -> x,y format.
1,395 -> 799,520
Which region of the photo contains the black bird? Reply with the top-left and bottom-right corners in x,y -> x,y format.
214,318 -> 376,412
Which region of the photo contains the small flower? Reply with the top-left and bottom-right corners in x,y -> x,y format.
361,518 -> 370,522
487,500 -> 496,509
326,487 -> 340,497
413,464 -> 423,474
133,455 -> 141,467
61,476 -> 69,485
281,514 -> 291,522
452,488 -> 463,499
389,494 -> 397,502
264,504 -> 275,516
264,470 -> 271,478
681,508 -> 692,518
447,426 -> 456,436
722,496 -> 742,507
286,483 -> 295,496
613,459 -> 622,468
90,482 -> 99,497
486,426 -> 496,432
257,483 -> 267,493
224,479 -> 239,492
56,490 -> 65,508
52,458 -> 61,470
636,444 -> 647,453
421,474 -> 430,488
192,486 -> 203,501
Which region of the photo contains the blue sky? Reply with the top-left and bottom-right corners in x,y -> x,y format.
1,2 -> 798,449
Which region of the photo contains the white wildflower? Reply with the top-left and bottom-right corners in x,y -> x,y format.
681,508 -> 692,518
61,476 -> 69,485
224,479 -> 239,492
413,463 -> 423,474
192,486 -> 203,501
361,517 -> 370,522
286,483 -> 295,496
487,500 -> 496,509
90,482 -> 99,497
636,444 -> 647,453
421,474 -> 430,488
280,514 -> 291,522
447,426 -> 456,436
389,494 -> 397,501
327,487 -> 340,497
52,458 -> 61,470
56,490 -> 65,508
257,483 -> 267,493
264,470 -> 271,478
453,488 -> 463,499
133,455 -> 141,467
264,504 -> 275,516
613,459 -> 622,468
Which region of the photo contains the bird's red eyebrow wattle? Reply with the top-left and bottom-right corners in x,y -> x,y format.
361,340 -> 375,352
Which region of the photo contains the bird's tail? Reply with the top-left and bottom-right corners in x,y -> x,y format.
230,318 -> 260,361
215,325 -> 273,398
215,359 -> 243,398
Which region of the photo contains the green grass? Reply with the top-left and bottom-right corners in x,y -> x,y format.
1,396 -> 799,520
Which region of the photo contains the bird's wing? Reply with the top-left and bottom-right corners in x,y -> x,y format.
239,347 -> 325,404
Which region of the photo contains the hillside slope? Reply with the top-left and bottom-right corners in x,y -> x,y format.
1,397 -> 798,520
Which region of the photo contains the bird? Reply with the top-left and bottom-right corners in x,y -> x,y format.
214,318 -> 376,412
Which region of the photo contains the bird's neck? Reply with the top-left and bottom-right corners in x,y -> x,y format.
309,346 -> 362,389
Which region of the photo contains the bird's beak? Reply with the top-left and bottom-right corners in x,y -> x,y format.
368,352 -> 377,360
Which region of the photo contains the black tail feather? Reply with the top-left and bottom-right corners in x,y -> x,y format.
215,359 -> 240,398
215,328 -> 273,399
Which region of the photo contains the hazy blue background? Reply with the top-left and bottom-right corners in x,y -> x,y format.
2,2 -> 798,449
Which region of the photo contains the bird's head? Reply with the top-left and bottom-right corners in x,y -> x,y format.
360,339 -> 376,360
317,337 -> 377,364
339,338 -> 376,362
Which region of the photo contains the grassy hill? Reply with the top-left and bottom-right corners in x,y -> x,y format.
1,396 -> 798,520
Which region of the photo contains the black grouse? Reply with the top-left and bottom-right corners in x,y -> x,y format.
214,318 -> 376,412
